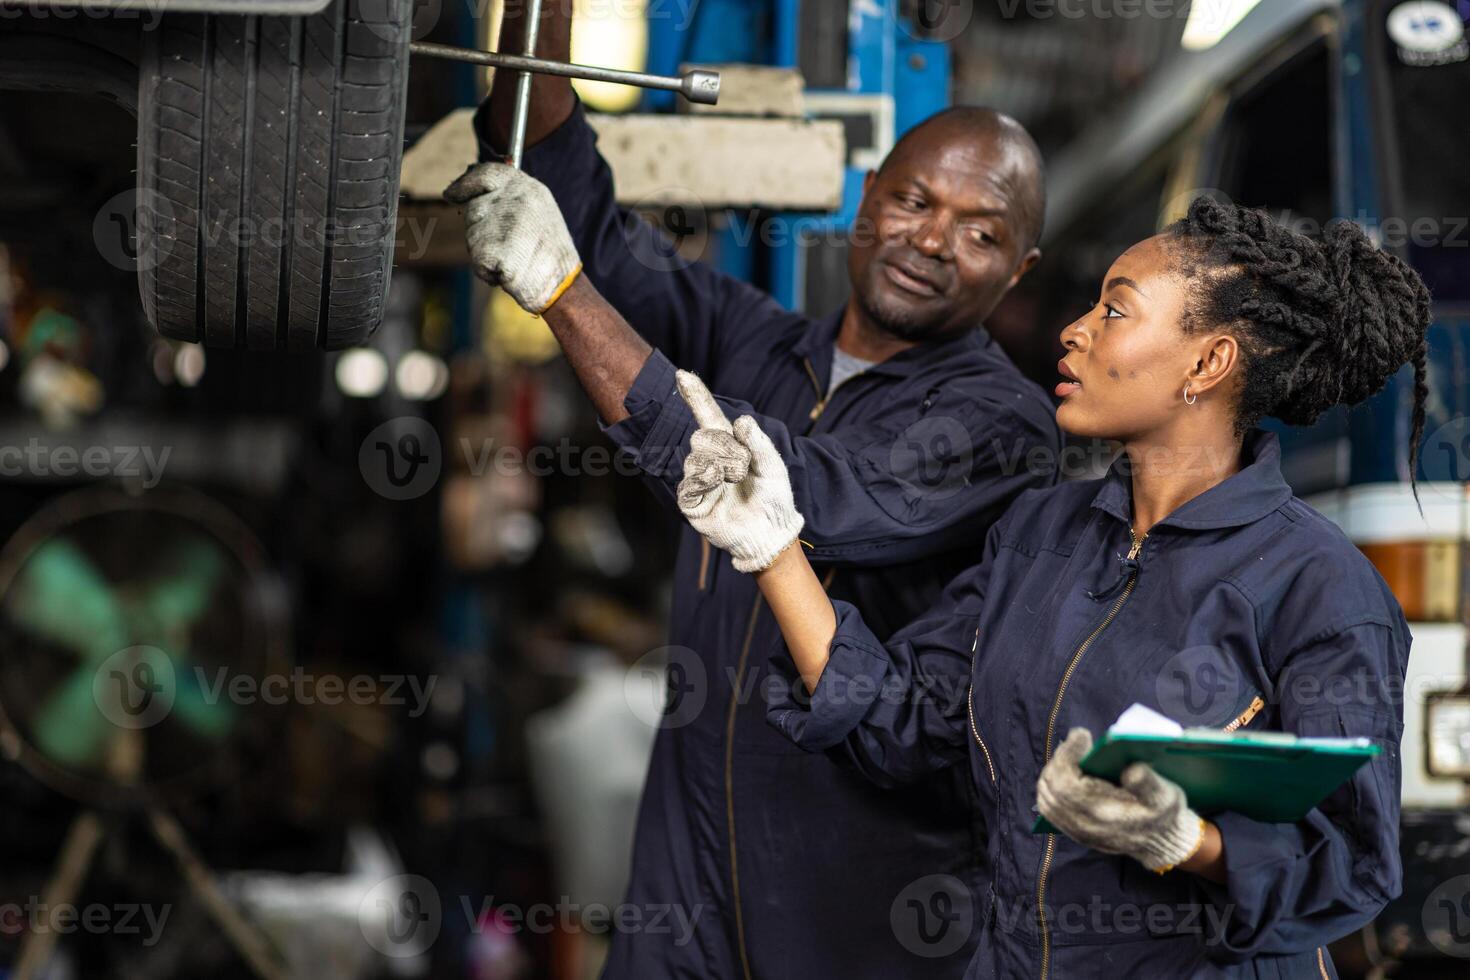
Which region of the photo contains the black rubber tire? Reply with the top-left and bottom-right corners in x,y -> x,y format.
136,0 -> 410,351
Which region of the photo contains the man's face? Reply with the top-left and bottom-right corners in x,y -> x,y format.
847,132 -> 1039,341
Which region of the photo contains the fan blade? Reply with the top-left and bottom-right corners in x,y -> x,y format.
170,664 -> 236,738
31,667 -> 116,765
132,535 -> 228,636
8,539 -> 127,661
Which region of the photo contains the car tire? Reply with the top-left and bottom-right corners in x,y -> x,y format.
136,0 -> 410,351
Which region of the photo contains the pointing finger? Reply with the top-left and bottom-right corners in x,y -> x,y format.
676,370 -> 732,432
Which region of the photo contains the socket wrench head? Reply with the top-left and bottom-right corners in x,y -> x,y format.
683,70 -> 722,105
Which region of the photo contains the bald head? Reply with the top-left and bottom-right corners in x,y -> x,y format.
845,105 -> 1046,342
879,107 -> 1046,249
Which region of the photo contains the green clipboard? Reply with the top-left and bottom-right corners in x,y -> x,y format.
1031,730 -> 1380,834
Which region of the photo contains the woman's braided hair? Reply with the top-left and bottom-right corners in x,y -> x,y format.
1166,197 -> 1431,480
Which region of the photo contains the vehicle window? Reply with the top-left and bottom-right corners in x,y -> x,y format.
1374,0 -> 1470,303
1210,41 -> 1334,230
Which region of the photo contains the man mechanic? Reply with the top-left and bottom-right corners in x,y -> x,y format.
444,5 -> 1060,977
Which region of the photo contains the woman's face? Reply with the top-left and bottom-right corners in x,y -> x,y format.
1055,235 -> 1224,442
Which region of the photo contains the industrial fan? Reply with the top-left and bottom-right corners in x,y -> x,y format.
0,488 -> 280,801
0,487 -> 292,980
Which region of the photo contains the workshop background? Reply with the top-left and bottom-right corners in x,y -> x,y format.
0,0 -> 1468,977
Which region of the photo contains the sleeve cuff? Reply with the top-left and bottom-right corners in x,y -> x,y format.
766,600 -> 893,751
1189,810 -> 1316,955
600,349 -> 702,481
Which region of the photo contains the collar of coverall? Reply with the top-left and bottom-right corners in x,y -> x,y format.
790,310 -> 998,384
1087,428 -> 1295,533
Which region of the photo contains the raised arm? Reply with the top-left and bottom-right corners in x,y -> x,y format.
480,1 -> 576,152
464,3 -> 787,382
672,399 -> 998,786
616,365 -> 1057,565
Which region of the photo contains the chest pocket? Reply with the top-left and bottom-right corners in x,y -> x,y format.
1149,644 -> 1266,732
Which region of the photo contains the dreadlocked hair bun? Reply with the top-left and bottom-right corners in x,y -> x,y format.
1168,197 -> 1431,474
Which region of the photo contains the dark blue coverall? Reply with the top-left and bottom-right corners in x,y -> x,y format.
771,430 -> 1409,979
475,101 -> 1061,978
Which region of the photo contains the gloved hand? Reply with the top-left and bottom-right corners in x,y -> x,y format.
675,371 -> 804,573
1036,728 -> 1206,874
443,163 -> 582,314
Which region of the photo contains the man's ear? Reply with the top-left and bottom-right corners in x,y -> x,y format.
1009,247 -> 1042,289
861,169 -> 877,199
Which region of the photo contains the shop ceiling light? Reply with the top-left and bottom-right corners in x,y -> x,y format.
335,348 -> 388,399
174,344 -> 206,388
569,0 -> 648,113
1181,0 -> 1265,51
395,350 -> 449,401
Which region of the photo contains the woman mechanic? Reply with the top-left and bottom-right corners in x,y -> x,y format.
670,198 -> 1430,978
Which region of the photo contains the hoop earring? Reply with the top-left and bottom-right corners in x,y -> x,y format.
1183,386 -> 1198,406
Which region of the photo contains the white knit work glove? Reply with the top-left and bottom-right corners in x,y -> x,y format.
675,371 -> 804,574
443,163 -> 582,314
1036,728 -> 1206,874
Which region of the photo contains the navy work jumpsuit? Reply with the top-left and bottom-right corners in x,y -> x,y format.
475,101 -> 1062,978
771,430 -> 1409,978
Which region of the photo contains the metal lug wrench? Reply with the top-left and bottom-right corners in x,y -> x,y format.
411,29 -> 722,169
